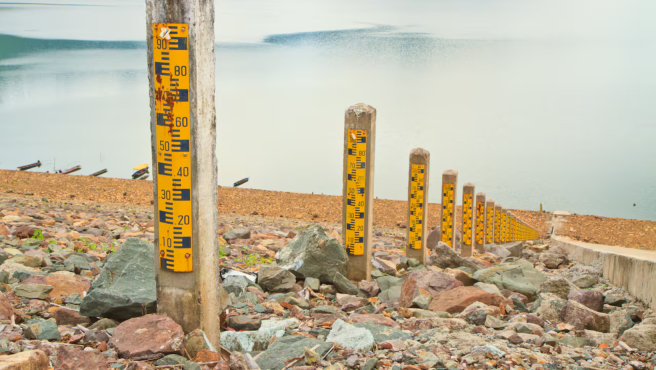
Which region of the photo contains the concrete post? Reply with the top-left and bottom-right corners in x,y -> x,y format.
486,199 -> 495,245
460,183 -> 475,257
493,204 -> 502,244
475,192 -> 486,253
147,0 -> 222,349
440,170 -> 458,248
343,104 -> 376,281
406,148 -> 429,265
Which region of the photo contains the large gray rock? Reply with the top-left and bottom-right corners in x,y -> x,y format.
352,322 -> 411,343
376,275 -> 406,303
221,318 -> 299,352
610,310 -> 634,335
223,275 -> 259,297
326,319 -> 375,352
255,336 -> 332,370
80,238 -> 156,320
484,244 -> 511,259
427,242 -> 481,272
619,324 -> 656,351
473,259 -> 546,300
154,355 -> 201,370
539,246 -> 569,269
329,272 -> 360,296
538,277 -> 574,300
257,266 -> 295,293
505,242 -> 524,258
13,284 -> 53,299
23,319 -> 60,341
571,274 -> 598,289
531,293 -> 566,322
275,225 -> 347,282
223,228 -> 251,241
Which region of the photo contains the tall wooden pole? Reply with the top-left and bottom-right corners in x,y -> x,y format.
146,0 -> 221,349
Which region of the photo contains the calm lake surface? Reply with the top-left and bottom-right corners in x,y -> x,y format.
1,0 -> 655,221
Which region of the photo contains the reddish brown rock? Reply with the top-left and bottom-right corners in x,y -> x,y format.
562,300 -> 610,332
11,225 -> 35,239
428,286 -> 512,314
108,314 -> 185,359
22,274 -> 91,298
567,290 -> 604,312
227,316 -> 261,331
445,268 -> 476,286
348,313 -> 400,329
55,346 -> 107,370
336,294 -> 368,311
50,307 -> 91,326
0,350 -> 49,369
0,292 -> 21,322
195,349 -> 220,363
400,270 -> 463,308
358,280 -> 380,298
0,224 -> 9,236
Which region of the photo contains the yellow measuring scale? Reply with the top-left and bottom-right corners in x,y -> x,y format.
441,184 -> 455,247
408,164 -> 425,250
462,193 -> 473,246
345,129 -> 367,255
475,200 -> 485,245
486,205 -> 494,244
494,208 -> 501,244
153,23 -> 193,272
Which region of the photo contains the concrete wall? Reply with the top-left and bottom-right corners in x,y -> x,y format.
551,236 -> 656,309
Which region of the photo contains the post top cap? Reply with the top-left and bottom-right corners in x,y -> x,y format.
463,182 -> 475,188
346,103 -> 376,115
476,192 -> 486,197
442,169 -> 458,176
410,148 -> 430,157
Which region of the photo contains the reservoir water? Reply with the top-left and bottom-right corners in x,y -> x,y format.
1,0 -> 655,221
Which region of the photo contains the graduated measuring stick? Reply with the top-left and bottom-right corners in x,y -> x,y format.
343,103 -> 376,281
461,183 -> 475,257
440,170 -> 458,248
406,148 -> 430,264
486,199 -> 495,245
153,23 -> 193,273
147,0 -> 221,349
475,192 -> 486,253
494,204 -> 502,244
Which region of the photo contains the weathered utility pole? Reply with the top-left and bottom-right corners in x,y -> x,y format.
406,148 -> 430,264
146,0 -> 222,349
343,103 -> 376,281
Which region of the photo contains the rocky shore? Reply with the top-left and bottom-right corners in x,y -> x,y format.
0,194 -> 654,369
